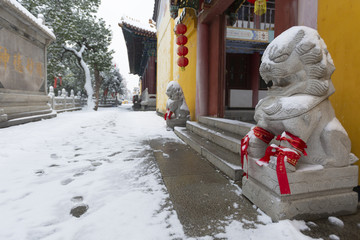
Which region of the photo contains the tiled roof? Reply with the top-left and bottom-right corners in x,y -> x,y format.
118,15 -> 156,38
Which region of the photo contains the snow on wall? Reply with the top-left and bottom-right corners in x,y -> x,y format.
2,0 -> 56,40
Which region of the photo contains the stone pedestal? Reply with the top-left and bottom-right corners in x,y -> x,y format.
0,108 -> 7,122
0,0 -> 56,128
242,158 -> 358,221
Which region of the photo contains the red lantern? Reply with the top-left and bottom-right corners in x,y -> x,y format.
176,35 -> 188,45
175,23 -> 187,35
177,56 -> 189,68
177,45 -> 188,56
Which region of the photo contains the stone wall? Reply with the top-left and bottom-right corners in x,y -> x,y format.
0,0 -> 56,128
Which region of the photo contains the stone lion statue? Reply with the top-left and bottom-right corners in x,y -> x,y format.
244,26 -> 357,171
164,81 -> 190,130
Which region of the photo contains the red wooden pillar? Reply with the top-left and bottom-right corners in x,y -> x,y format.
275,0 -> 298,36
197,0 -> 235,119
208,14 -> 226,117
251,52 -> 260,107
148,56 -> 156,94
195,22 -> 209,119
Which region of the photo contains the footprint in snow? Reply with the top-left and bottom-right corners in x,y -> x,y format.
71,196 -> 84,202
70,204 -> 89,218
91,162 -> 102,167
34,169 -> 45,176
61,178 -> 74,185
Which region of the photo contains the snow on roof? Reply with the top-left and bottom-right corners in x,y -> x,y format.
1,0 -> 56,40
119,15 -> 156,35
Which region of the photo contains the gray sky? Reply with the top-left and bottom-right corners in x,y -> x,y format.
97,0 -> 155,92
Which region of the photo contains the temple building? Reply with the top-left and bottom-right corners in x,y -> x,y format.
152,0 -> 360,186
118,16 -> 157,110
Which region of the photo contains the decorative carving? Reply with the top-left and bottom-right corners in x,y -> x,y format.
164,81 -> 190,130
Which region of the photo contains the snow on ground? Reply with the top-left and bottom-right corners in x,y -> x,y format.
0,105 -> 317,240
0,105 -> 184,240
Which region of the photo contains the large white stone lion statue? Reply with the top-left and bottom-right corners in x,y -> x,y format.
244,26 -> 357,172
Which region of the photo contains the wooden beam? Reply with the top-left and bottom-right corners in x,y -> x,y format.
199,0 -> 235,24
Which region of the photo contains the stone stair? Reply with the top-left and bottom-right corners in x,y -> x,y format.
174,116 -> 255,181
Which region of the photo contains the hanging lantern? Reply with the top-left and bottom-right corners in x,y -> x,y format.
177,45 -> 188,57
176,35 -> 188,45
177,56 -> 189,69
175,23 -> 187,35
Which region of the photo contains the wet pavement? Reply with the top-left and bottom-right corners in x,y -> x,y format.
149,137 -> 360,239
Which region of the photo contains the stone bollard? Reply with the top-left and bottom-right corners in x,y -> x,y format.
48,86 -> 55,110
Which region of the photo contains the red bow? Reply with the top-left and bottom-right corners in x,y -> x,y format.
164,109 -> 173,120
256,132 -> 308,195
240,127 -> 274,178
257,145 -> 300,195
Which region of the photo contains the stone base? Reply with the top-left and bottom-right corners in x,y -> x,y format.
0,109 -> 8,122
242,159 -> 358,221
166,118 -> 187,130
0,90 -> 56,128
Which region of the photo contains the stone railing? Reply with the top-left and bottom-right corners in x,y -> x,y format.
48,87 -> 83,113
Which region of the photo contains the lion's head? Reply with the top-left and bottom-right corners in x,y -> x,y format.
166,81 -> 183,101
260,26 -> 335,97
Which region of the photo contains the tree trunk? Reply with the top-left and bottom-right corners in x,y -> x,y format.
63,44 -> 94,110
94,66 -> 102,111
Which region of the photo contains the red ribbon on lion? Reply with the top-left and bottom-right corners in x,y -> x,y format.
240,127 -> 274,178
257,132 -> 308,195
164,109 -> 173,120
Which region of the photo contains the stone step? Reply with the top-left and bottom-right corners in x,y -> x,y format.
224,109 -> 256,123
174,126 -> 242,181
186,121 -> 244,155
198,116 -> 254,136
0,110 -> 57,128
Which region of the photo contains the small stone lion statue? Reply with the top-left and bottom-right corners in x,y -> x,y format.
243,26 -> 357,172
164,81 -> 190,130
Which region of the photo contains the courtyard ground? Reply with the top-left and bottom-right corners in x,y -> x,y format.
0,105 -> 359,240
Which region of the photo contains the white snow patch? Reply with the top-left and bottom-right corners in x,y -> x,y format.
306,221 -> 318,228
324,118 -> 348,136
256,208 -> 273,224
297,163 -> 324,172
280,95 -> 315,111
216,219 -> 315,240
328,216 -> 344,228
329,234 -> 340,240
